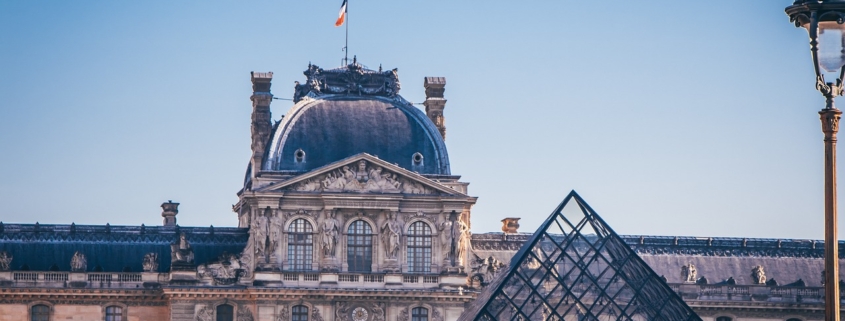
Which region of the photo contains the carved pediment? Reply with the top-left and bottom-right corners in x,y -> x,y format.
261,155 -> 462,196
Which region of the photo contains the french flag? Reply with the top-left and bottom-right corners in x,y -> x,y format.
335,0 -> 347,27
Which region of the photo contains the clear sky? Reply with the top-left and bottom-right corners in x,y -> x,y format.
0,0 -> 835,239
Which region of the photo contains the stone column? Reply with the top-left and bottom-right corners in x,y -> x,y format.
423,77 -> 447,140
250,72 -> 273,182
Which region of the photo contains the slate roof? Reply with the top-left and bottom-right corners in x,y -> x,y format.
0,223 -> 248,273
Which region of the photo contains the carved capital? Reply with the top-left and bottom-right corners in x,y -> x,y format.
820,108 -> 843,136
251,94 -> 273,106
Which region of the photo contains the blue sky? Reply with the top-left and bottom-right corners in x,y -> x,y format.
0,1 -> 833,239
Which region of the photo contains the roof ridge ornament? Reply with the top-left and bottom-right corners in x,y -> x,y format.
293,60 -> 401,102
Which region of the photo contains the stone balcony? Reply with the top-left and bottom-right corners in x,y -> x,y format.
668,283 -> 829,304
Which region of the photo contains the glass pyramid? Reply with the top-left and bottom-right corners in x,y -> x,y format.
460,191 -> 701,321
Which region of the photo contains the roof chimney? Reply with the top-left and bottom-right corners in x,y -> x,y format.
423,77 -> 447,140
161,200 -> 179,226
250,72 -> 274,182
501,217 -> 520,234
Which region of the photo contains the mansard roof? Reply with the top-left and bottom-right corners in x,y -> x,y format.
261,62 -> 450,175
0,223 -> 248,273
461,191 -> 701,321
471,233 -> 842,288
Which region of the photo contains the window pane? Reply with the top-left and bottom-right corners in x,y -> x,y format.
288,219 -> 314,271
105,306 -> 123,321
407,222 -> 432,273
31,305 -> 49,321
347,220 -> 373,272
292,305 -> 309,321
412,307 -> 429,321
217,305 -> 234,321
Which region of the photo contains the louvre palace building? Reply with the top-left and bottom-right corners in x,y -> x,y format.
0,60 -> 842,321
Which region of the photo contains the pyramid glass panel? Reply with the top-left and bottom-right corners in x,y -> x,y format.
459,191 -> 701,321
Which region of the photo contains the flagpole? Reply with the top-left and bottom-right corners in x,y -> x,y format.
344,0 -> 348,66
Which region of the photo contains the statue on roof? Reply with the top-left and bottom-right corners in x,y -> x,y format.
142,253 -> 158,272
751,265 -> 766,284
0,251 -> 12,271
681,263 -> 697,282
171,233 -> 194,265
70,251 -> 87,272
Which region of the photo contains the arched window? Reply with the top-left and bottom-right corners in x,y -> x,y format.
292,305 -> 309,321
104,306 -> 123,321
31,305 -> 49,321
216,304 -> 234,321
407,222 -> 432,273
347,220 -> 373,272
288,219 -> 314,271
716,317 -> 732,321
411,307 -> 429,321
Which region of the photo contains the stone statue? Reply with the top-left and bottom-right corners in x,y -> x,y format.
681,263 -> 697,282
454,213 -> 470,267
438,214 -> 454,263
142,253 -> 159,272
441,211 -> 469,268
70,251 -> 87,272
0,251 -> 12,271
195,305 -> 213,321
269,215 -> 283,258
470,254 -> 505,287
320,210 -> 340,258
252,210 -> 269,261
171,233 -> 195,264
751,265 -> 766,284
380,212 -> 403,260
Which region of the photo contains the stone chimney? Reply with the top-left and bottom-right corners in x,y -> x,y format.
161,200 -> 179,226
501,217 -> 520,234
250,72 -> 274,182
423,77 -> 447,140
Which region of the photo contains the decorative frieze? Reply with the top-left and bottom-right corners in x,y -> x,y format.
283,160 -> 437,195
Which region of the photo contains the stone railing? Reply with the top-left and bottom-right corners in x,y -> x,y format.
669,283 -> 830,304
0,271 -> 165,289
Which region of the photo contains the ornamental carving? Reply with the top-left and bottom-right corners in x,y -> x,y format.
197,252 -> 244,285
293,60 -> 401,103
336,302 -> 349,321
312,307 -> 325,321
70,251 -> 87,272
284,160 -> 437,195
751,265 -> 766,284
142,253 -> 158,272
470,255 -> 505,288
277,305 -> 289,321
195,305 -> 213,321
397,307 -> 408,321
0,251 -> 11,271
371,303 -> 385,321
238,306 -> 254,321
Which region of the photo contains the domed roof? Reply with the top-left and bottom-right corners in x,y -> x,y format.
262,63 -> 450,175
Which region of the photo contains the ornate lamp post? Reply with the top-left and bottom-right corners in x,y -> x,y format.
786,1 -> 845,320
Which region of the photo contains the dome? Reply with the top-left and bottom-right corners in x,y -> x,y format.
261,63 -> 450,175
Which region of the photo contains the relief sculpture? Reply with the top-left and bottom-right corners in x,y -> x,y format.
197,252 -> 244,285
285,160 -> 437,195
195,305 -> 213,321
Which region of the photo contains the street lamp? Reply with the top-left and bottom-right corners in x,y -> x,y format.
786,1 -> 845,320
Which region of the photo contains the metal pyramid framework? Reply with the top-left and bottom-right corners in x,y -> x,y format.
460,191 -> 701,321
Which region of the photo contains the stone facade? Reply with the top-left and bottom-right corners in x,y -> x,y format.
0,61 -> 840,321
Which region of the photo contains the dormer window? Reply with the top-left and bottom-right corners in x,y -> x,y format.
294,149 -> 306,163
